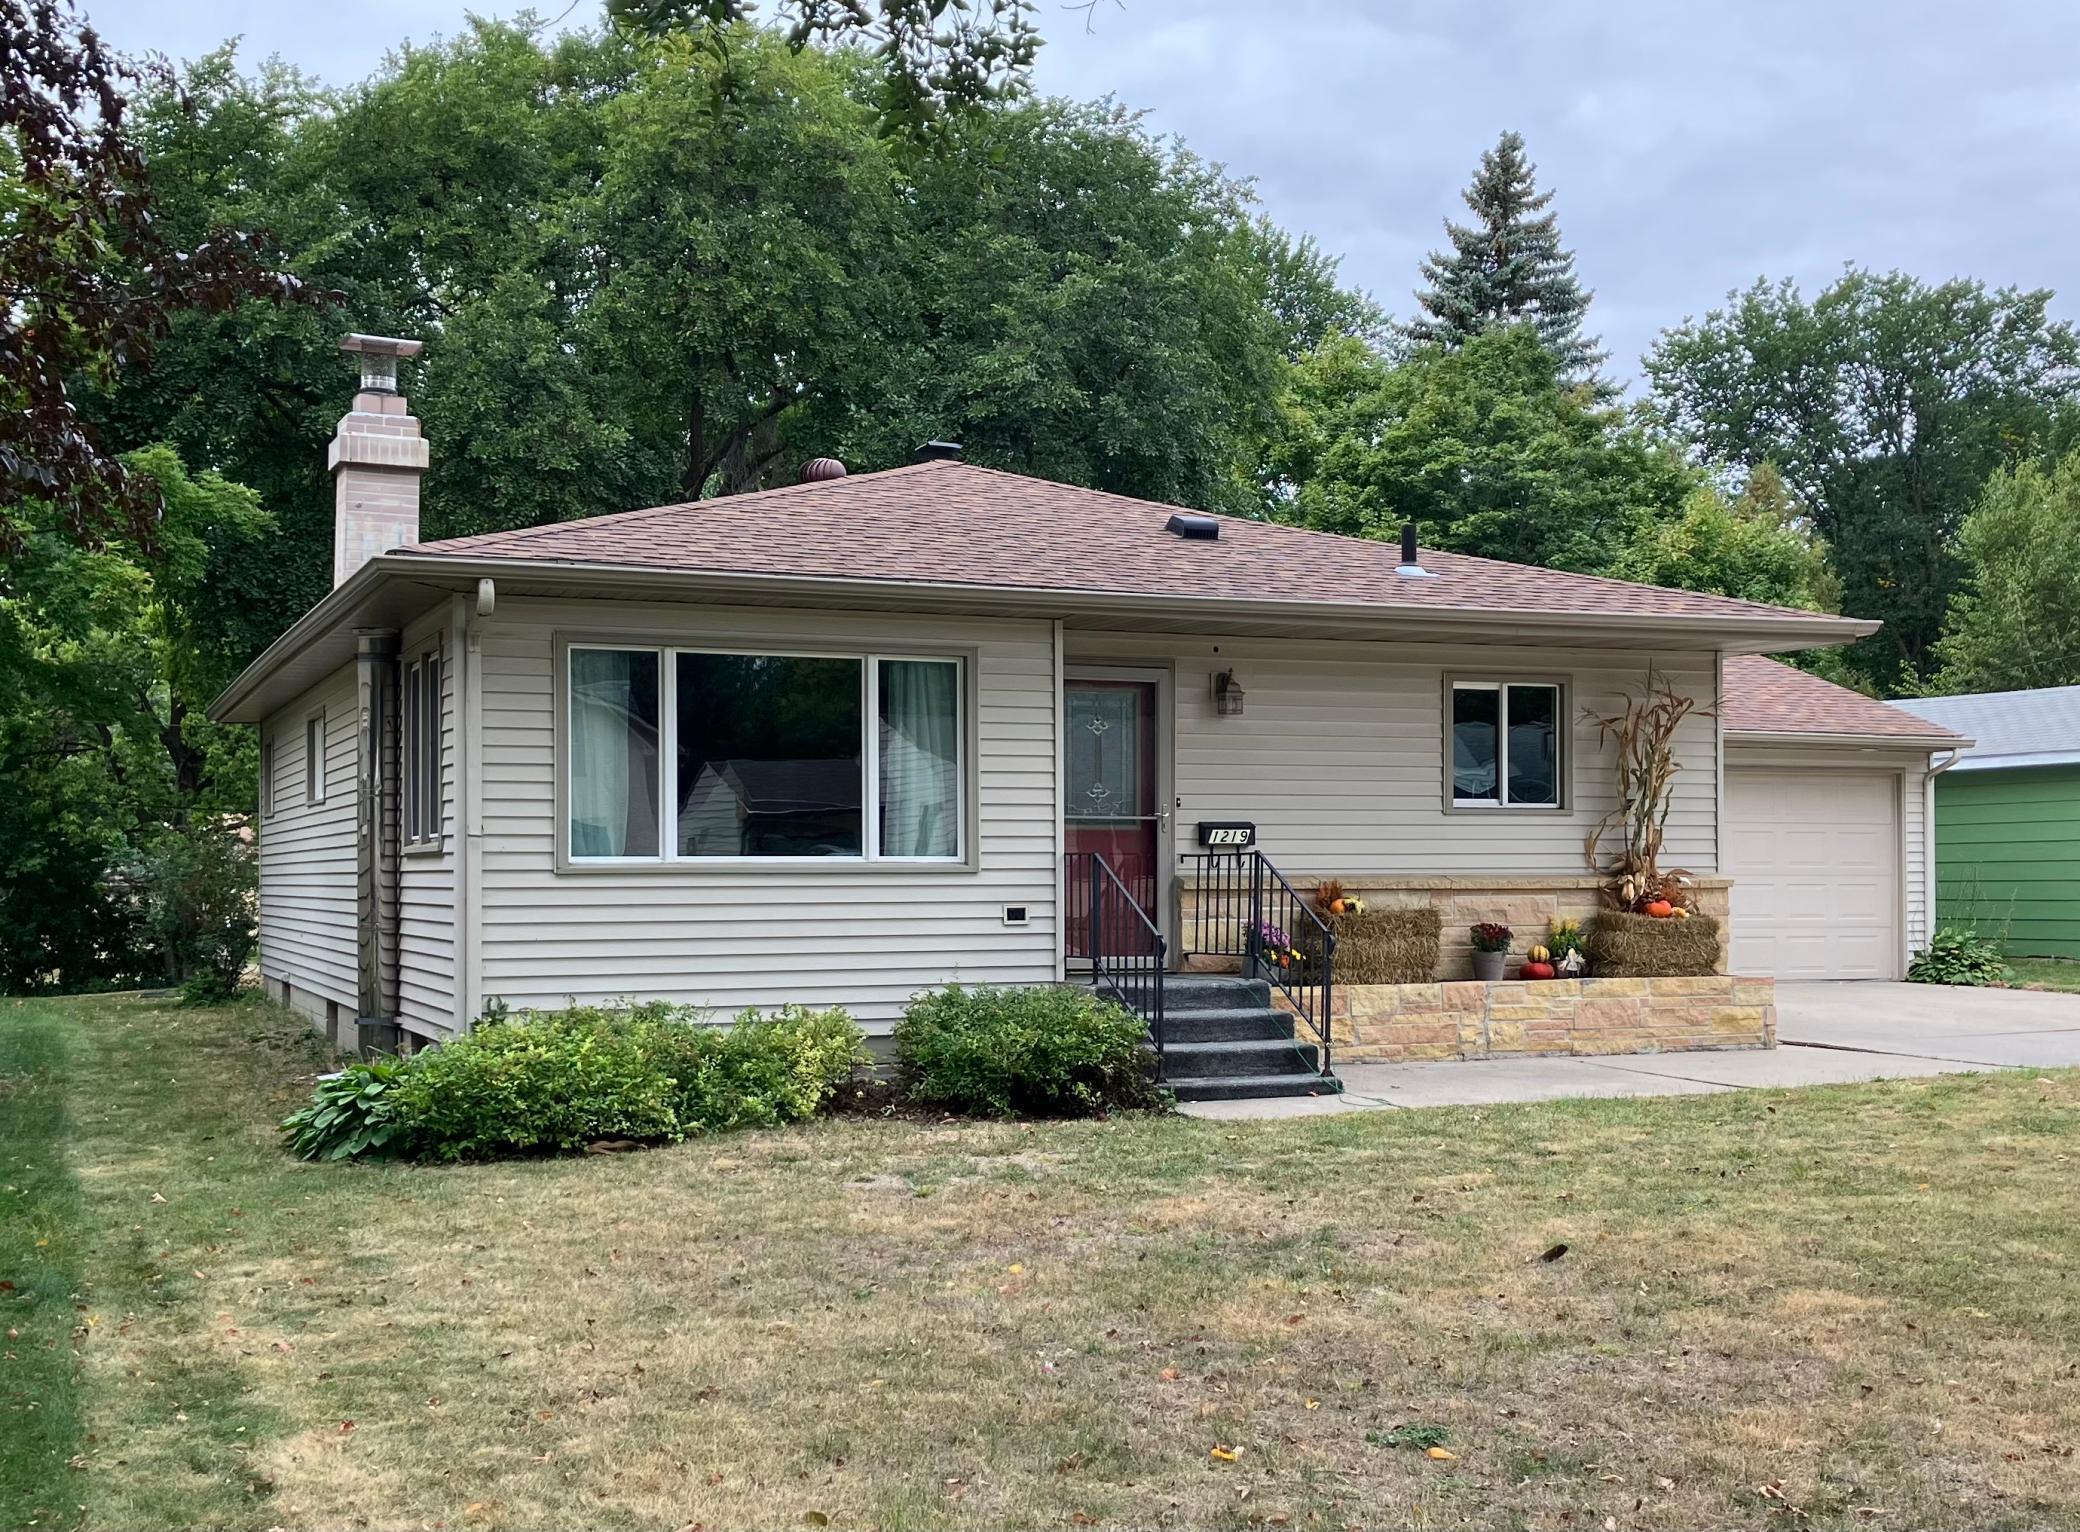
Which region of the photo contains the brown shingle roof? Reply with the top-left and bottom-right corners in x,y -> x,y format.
401,460 -> 1864,629
1723,655 -> 1963,741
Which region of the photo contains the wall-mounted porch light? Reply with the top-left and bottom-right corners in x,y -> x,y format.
1212,668 -> 1246,717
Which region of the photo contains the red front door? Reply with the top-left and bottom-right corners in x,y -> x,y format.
1065,678 -> 1162,958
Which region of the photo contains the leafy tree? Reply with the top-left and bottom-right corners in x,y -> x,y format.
0,446 -> 269,990
603,0 -> 1041,131
1274,326 -> 1686,571
1645,270 -> 2080,690
1407,130 -> 1603,380
580,28 -> 903,497
820,98 -> 1324,516
1931,451 -> 2080,694
1609,464 -> 1835,613
0,0 -> 321,555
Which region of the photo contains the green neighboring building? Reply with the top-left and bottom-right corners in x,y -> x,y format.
1892,686 -> 2080,959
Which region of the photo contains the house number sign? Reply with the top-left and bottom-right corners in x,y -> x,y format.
1197,821 -> 1256,848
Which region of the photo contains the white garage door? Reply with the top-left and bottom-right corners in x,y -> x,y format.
1725,769 -> 1900,979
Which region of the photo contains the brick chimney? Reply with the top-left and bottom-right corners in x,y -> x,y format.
330,333 -> 428,586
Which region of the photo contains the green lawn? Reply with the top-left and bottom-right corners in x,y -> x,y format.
2009,955 -> 2080,993
5,992 -> 2080,1531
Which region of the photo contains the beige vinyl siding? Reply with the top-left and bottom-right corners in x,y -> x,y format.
258,663 -> 359,1012
475,599 -> 1059,1028
398,611 -> 457,1036
1064,634 -> 1720,876
1903,757 -> 1930,954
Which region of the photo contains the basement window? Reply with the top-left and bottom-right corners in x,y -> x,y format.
1450,680 -> 1563,809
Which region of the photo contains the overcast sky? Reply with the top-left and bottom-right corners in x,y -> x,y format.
81,0 -> 2080,385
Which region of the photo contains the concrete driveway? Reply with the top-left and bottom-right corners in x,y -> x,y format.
1181,980 -> 2080,1119
1775,979 -> 2080,1066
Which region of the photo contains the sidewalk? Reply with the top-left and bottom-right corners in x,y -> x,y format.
1177,1041 -> 2007,1119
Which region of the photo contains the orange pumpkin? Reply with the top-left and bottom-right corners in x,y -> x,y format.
1522,960 -> 1557,980
1644,899 -> 1675,918
1329,898 -> 1348,915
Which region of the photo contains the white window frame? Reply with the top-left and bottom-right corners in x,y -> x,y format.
563,641 -> 967,867
403,650 -> 443,849
1448,678 -> 1566,811
304,712 -> 326,806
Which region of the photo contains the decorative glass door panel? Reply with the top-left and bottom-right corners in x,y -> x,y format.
1065,679 -> 1161,958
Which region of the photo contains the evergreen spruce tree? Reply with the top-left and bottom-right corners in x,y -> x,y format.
1408,131 -> 1604,379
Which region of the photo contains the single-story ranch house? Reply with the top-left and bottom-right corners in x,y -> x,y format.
209,338 -> 1963,1098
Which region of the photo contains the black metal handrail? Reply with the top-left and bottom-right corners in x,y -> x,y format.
1183,848 -> 1335,1079
1088,852 -> 1168,1082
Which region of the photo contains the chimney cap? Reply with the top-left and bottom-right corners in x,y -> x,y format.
915,440 -> 963,462
339,333 -> 424,358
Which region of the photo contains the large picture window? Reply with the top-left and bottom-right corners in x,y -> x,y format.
567,644 -> 963,863
1451,680 -> 1562,809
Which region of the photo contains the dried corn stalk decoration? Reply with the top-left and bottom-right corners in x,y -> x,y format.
1583,668 -> 1712,911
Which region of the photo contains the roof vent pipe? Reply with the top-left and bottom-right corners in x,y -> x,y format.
1396,520 -> 1438,579
1165,512 -> 1219,540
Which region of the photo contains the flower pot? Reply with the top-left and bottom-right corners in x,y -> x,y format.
1470,949 -> 1507,982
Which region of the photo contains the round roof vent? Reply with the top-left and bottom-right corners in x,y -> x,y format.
799,457 -> 847,482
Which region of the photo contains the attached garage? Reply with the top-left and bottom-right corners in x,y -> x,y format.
1725,767 -> 1901,979
1719,657 -> 1966,981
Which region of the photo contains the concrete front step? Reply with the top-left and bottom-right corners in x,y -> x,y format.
1162,1036 -> 1323,1080
1161,1005 -> 1297,1044
1162,974 -> 1275,1008
1163,1071 -> 1346,1102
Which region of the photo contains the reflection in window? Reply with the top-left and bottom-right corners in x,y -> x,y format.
1452,681 -> 1560,808
675,653 -> 863,857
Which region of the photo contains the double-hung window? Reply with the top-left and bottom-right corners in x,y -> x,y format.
403,651 -> 443,845
1450,680 -> 1563,809
566,643 -> 965,863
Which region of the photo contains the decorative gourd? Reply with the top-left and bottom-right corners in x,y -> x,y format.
1523,960 -> 1557,980
1671,906 -> 1691,920
1644,899 -> 1675,919
1526,944 -> 1551,963
1329,898 -> 1348,915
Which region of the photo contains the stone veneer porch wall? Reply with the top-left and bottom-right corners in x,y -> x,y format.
1180,874 -> 1734,979
1295,975 -> 1777,1063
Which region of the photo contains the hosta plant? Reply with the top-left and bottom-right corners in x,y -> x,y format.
1906,928 -> 2011,988
282,1056 -> 413,1162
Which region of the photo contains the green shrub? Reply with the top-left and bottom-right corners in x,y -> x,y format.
1907,928 -> 2012,987
360,1000 -> 866,1161
392,1007 -> 683,1160
126,821 -> 257,1003
648,1003 -> 868,1131
893,984 -> 1161,1118
281,1056 -> 413,1162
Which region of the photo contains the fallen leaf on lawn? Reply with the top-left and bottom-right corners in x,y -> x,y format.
1210,1444 -> 1241,1463
1158,1367 -> 1180,1382
1008,1263 -> 1024,1275
1304,1398 -> 1320,1410
1283,1313 -> 1305,1325
1070,1515 -> 1096,1527
150,1193 -> 167,1204
1425,1446 -> 1456,1461
802,1513 -> 829,1527
1603,1519 -> 1617,1531
338,1421 -> 355,1435
1537,1243 -> 1569,1263
1655,1476 -> 1676,1491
